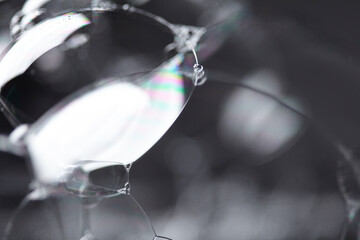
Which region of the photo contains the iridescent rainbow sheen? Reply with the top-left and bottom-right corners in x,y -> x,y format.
144,54 -> 186,111
131,54 -> 188,136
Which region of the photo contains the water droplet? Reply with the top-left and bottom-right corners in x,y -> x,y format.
124,163 -> 132,195
193,63 -> 207,86
124,182 -> 131,195
125,163 -> 132,171
193,63 -> 203,73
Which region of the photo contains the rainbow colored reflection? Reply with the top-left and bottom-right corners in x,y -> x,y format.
121,54 -> 190,150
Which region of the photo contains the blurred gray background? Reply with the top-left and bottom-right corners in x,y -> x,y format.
2,0 -> 360,239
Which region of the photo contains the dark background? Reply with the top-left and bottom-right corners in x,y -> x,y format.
1,0 -> 360,239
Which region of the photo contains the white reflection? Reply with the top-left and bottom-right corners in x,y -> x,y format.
65,33 -> 90,50
0,12 -> 91,87
218,70 -> 304,163
19,8 -> 45,30
0,30 -> 11,53
22,0 -> 50,15
26,82 -> 149,183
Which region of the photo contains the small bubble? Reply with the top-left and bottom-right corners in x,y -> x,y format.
123,163 -> 132,195
193,64 -> 207,86
125,163 -> 132,172
124,182 -> 131,195
193,63 -> 203,73
122,4 -> 130,10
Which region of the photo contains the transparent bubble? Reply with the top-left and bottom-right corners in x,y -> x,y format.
0,8 -> 198,240
140,73 -> 347,240
0,1 -> 353,240
0,2 -> 304,240
0,8 -> 201,185
24,61 -> 194,184
4,188 -> 158,240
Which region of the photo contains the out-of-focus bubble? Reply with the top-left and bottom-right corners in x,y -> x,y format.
36,48 -> 65,73
65,33 -> 90,50
218,70 -> 305,164
160,179 -> 214,240
196,0 -> 244,61
198,0 -> 244,28
336,146 -> 360,239
165,137 -> 205,176
203,189 -> 343,240
241,69 -> 283,96
0,30 -> 11,53
0,1 -> 19,53
4,192 -> 157,240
